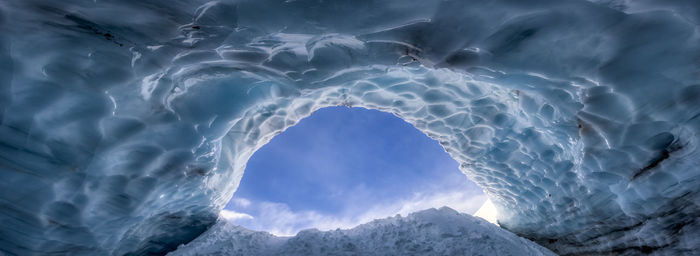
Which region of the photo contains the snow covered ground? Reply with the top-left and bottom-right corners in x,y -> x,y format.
169,207 -> 555,256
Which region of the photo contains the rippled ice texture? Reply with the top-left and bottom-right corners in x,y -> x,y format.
0,0 -> 698,255
168,207 -> 556,256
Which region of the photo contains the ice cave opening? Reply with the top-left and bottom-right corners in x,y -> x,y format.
220,106 -> 492,236
1,0 -> 699,255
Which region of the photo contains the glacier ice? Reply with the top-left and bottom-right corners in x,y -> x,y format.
0,0 -> 698,255
168,207 -> 556,256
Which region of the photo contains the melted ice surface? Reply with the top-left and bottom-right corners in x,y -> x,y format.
0,0 -> 698,255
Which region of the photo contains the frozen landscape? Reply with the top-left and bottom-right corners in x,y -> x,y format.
0,0 -> 698,255
169,207 -> 556,256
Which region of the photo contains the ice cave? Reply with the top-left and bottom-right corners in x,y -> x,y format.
0,0 -> 698,255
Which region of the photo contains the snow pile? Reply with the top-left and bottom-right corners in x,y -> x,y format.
169,207 -> 555,256
0,0 -> 698,255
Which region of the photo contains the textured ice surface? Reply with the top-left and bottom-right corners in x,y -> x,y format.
0,0 -> 699,255
169,207 -> 556,256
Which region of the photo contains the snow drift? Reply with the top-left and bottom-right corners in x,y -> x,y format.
168,207 -> 556,256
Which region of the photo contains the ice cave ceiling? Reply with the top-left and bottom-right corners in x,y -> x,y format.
0,0 -> 698,255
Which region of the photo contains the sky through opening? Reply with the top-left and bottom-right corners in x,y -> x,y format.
223,107 -> 488,236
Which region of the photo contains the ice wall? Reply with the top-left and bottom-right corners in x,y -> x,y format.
0,0 -> 698,255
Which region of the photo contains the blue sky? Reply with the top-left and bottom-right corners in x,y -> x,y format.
223,107 -> 487,236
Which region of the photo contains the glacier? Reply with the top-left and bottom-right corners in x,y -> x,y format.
168,207 -> 556,256
0,0 -> 698,255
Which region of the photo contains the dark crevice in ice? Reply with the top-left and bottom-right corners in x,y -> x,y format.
632,138 -> 684,180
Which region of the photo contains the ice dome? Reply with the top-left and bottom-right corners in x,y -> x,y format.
0,0 -> 698,255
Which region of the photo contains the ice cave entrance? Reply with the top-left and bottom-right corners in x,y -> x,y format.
222,106 -> 494,236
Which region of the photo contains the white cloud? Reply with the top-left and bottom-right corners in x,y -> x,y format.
231,198 -> 251,208
220,210 -> 254,221
224,189 -> 489,236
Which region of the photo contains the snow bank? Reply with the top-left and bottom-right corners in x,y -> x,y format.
169,207 -> 556,256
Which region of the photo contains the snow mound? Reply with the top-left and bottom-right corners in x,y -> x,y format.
169,207 -> 555,256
